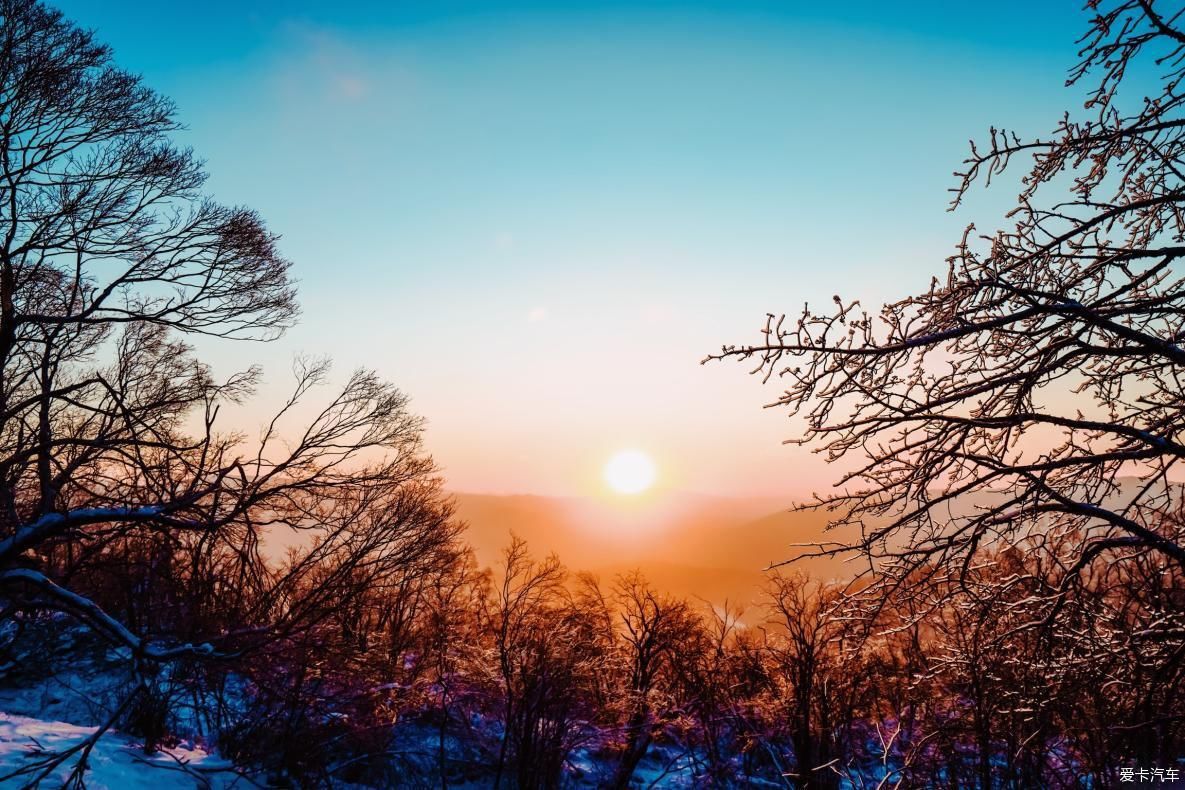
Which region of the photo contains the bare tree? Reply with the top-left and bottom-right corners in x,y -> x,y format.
422,547 -> 489,787
608,571 -> 699,790
0,2 -> 456,784
709,0 -> 1185,618
487,536 -> 604,790
763,573 -> 845,789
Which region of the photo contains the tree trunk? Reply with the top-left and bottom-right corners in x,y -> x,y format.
610,706 -> 652,790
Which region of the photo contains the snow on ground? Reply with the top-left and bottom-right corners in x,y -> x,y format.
0,712 -> 241,789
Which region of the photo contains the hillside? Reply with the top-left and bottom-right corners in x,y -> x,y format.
452,491 -> 860,606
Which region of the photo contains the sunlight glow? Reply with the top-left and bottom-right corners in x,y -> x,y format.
603,450 -> 657,495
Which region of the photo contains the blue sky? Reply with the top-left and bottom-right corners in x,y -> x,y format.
57,1 -> 1098,497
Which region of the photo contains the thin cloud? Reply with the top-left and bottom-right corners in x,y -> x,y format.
334,75 -> 368,100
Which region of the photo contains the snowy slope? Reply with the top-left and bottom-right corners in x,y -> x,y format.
0,712 -> 241,789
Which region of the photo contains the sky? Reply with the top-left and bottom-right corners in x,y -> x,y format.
56,1 -> 1094,499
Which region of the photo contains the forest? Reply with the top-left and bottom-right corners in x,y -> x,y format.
1,0 -> 1185,787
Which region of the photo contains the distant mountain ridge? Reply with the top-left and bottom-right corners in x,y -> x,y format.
451,491 -> 860,606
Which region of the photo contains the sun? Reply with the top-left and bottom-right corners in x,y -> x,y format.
603,449 -> 657,495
